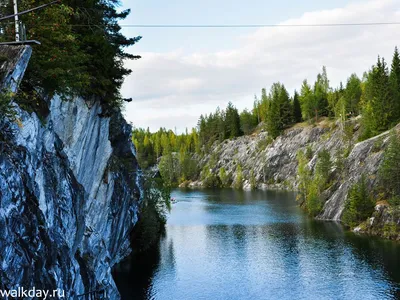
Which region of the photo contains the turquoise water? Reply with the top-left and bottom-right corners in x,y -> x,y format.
114,189 -> 400,300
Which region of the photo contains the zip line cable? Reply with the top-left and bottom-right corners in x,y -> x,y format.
0,0 -> 60,22
0,3 -> 399,28
2,22 -> 400,28
114,22 -> 400,28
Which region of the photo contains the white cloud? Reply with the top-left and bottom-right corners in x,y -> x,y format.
122,0 -> 400,132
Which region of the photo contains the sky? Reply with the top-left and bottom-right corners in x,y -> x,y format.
119,0 -> 400,133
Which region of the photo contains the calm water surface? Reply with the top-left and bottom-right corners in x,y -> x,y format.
114,189 -> 400,300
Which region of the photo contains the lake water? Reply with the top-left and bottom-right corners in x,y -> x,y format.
114,189 -> 400,300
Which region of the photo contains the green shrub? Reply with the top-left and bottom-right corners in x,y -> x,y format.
306,181 -> 323,217
372,138 -> 384,153
305,145 -> 313,160
257,136 -> 273,151
335,150 -> 345,178
297,148 -> 332,216
159,154 -> 180,187
219,167 -> 230,188
201,166 -> 221,188
250,170 -> 257,190
132,175 -> 170,253
0,90 -> 16,123
388,196 -> 400,206
342,175 -> 375,228
379,131 -> 400,197
296,150 -> 312,205
315,149 -> 332,188
234,165 -> 244,189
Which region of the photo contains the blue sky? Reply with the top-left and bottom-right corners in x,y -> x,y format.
120,0 -> 351,53
119,0 -> 400,132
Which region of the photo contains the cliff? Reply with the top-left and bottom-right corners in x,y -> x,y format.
0,45 -> 143,298
190,119 -> 399,239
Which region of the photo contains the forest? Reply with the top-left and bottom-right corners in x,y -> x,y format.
0,0 -> 141,109
133,47 -> 400,184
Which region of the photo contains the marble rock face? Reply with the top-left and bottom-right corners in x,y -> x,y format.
0,45 -> 143,299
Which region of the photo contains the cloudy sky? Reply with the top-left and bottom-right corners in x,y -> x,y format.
120,0 -> 400,132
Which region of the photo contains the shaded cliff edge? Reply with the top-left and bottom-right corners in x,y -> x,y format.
0,45 -> 143,298
187,119 -> 399,240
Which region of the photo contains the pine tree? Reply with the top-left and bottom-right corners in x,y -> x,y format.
266,83 -> 282,138
299,79 -> 316,122
379,130 -> 400,197
390,47 -> 400,122
362,56 -> 394,134
278,84 -> 292,128
293,90 -> 302,123
344,74 -> 362,117
313,67 -> 330,119
342,175 -> 374,227
225,102 -> 241,138
14,0 -> 141,107
240,109 -> 257,135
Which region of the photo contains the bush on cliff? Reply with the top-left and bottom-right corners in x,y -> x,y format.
233,165 -> 244,189
131,175 -> 170,253
0,90 -> 17,141
342,175 -> 375,228
0,90 -> 15,123
201,165 -> 221,188
296,148 -> 332,216
219,167 -> 231,188
379,130 -> 400,199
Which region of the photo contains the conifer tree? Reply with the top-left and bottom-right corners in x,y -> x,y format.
293,90 -> 302,123
390,47 -> 400,122
344,74 -> 362,117
361,56 -> 394,136
299,79 -> 316,122
225,102 -> 241,138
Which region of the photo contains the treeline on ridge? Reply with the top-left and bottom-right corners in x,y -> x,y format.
133,47 -> 400,189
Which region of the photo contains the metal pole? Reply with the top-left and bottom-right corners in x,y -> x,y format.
13,0 -> 20,41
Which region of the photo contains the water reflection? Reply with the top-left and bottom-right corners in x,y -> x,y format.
113,233 -> 175,300
114,189 -> 400,300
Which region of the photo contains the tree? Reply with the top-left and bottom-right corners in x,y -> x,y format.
13,0 -> 142,108
259,88 -> 269,122
252,95 -> 261,124
219,167 -> 230,188
390,47 -> 400,122
266,83 -> 291,138
344,74 -> 362,117
315,149 -> 332,188
240,109 -> 257,135
292,90 -> 302,123
342,175 -> 375,228
250,170 -> 257,190
225,102 -> 241,138
266,92 -> 281,138
361,56 -> 394,136
379,130 -> 400,197
296,150 -> 311,205
67,0 -> 141,107
313,66 -> 330,118
159,154 -> 178,186
299,79 -> 317,122
234,165 -> 243,189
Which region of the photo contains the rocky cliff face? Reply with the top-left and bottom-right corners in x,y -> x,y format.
193,118 -> 399,238
0,46 -> 143,298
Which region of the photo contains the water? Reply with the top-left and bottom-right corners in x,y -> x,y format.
113,189 -> 400,300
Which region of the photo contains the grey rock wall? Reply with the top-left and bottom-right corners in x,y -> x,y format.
0,45 -> 142,299
196,120 -> 395,223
